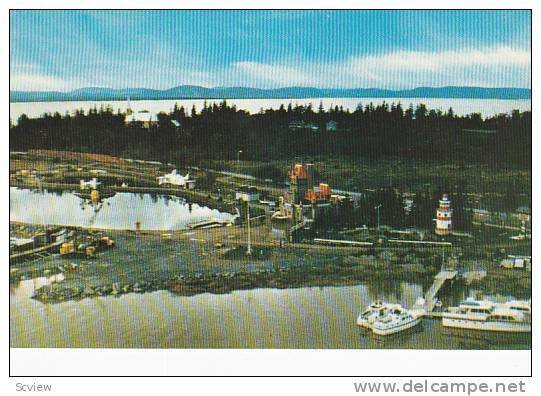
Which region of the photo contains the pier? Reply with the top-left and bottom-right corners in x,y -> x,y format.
187,218 -> 232,230
424,269 -> 458,312
423,253 -> 460,313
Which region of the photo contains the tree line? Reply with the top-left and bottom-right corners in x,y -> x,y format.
313,186 -> 472,232
10,100 -> 531,168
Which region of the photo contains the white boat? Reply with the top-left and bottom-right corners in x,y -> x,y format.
356,301 -> 400,329
371,306 -> 424,336
504,299 -> 531,315
442,298 -> 531,333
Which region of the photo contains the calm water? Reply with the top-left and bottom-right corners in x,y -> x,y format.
10,188 -> 530,349
10,276 -> 530,349
10,97 -> 531,121
10,187 -> 235,230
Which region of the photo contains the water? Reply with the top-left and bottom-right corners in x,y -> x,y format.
10,187 -> 235,230
9,97 -> 531,122
10,277 -> 530,349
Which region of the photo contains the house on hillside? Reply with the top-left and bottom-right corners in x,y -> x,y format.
289,120 -> 319,131
125,110 -> 158,129
326,120 -> 338,131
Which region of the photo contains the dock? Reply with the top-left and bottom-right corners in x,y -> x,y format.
424,269 -> 458,312
187,218 -> 232,230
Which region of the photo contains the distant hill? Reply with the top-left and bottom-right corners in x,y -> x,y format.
9,85 -> 531,102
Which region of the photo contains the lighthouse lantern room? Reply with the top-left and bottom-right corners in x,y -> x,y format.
435,194 -> 452,235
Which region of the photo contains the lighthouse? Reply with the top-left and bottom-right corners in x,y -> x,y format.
435,194 -> 452,235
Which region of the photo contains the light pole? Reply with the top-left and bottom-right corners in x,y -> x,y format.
237,150 -> 243,168
374,204 -> 382,231
244,198 -> 252,256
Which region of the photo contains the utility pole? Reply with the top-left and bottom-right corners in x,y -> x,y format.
246,200 -> 252,255
374,204 -> 382,231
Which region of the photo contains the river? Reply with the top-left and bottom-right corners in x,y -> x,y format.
10,275 -> 530,349
10,187 -> 235,230
10,97 -> 531,122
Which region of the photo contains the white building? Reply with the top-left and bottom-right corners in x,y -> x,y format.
157,169 -> 195,189
125,110 -> 158,128
235,186 -> 259,202
326,120 -> 338,131
80,178 -> 101,190
435,194 -> 452,235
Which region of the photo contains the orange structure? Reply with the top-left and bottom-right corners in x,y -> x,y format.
288,163 -> 312,203
305,183 -> 332,203
287,163 -> 334,204
288,164 -> 308,179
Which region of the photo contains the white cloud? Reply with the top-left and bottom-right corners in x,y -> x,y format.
10,63 -> 82,91
10,46 -> 531,91
225,46 -> 531,89
10,73 -> 78,91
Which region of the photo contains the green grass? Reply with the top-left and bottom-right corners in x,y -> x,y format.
209,156 -> 530,195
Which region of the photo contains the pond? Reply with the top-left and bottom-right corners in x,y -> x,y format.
10,187 -> 236,230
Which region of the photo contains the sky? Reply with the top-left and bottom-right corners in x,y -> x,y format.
10,10 -> 531,91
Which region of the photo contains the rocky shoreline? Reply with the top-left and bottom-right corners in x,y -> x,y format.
31,261 -> 435,303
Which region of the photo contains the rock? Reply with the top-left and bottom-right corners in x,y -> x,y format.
83,284 -> 94,294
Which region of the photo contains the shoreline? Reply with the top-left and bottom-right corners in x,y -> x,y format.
10,218 -> 531,304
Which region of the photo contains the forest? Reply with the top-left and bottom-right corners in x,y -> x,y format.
9,100 -> 531,170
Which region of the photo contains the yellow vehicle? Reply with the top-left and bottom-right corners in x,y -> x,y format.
60,242 -> 75,256
99,236 -> 115,247
60,241 -> 96,257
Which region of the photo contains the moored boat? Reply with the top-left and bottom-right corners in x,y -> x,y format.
442,298 -> 531,333
371,305 -> 424,336
356,301 -> 400,329
357,301 -> 424,335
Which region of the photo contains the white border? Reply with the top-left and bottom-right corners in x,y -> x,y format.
10,349 -> 532,377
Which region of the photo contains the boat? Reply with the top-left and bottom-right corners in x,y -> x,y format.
371,305 -> 424,336
504,299 -> 531,314
442,298 -> 531,333
357,301 -> 424,335
356,301 -> 400,329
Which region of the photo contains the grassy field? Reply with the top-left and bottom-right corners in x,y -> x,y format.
209,156 -> 531,197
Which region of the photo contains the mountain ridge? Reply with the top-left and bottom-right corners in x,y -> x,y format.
10,85 -> 531,102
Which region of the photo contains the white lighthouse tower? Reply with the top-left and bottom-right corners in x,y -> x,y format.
435,194 -> 452,235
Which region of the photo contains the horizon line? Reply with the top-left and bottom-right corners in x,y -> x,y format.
9,84 -> 533,93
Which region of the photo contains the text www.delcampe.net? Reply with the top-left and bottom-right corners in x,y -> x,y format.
354,380 -> 527,395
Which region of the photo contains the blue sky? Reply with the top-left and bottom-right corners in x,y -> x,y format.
10,10 -> 531,90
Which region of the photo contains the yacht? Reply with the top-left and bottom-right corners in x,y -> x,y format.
442,298 -> 531,333
371,305 -> 424,336
504,300 -> 531,315
356,301 -> 400,329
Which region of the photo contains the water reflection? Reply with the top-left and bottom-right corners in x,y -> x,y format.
10,273 -> 65,299
9,281 -> 531,349
10,187 -> 235,230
